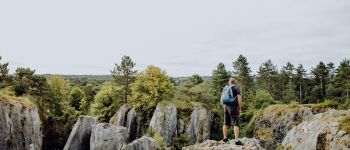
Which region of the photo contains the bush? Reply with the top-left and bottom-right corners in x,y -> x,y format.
153,133 -> 166,150
254,90 -> 278,109
90,82 -> 123,122
173,134 -> 192,150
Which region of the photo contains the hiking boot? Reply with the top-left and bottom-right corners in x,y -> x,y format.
235,140 -> 244,145
222,138 -> 229,143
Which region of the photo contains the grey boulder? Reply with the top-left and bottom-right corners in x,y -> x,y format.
63,116 -> 98,150
90,123 -> 128,150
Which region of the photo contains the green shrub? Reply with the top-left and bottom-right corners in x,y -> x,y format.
153,133 -> 166,150
173,134 -> 192,150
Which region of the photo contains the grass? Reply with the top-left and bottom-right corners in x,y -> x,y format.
0,94 -> 33,108
340,116 -> 350,134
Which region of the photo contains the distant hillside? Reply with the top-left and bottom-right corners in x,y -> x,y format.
42,74 -> 113,81
42,74 -> 212,84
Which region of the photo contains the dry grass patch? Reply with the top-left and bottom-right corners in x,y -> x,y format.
340,115 -> 350,134
0,94 -> 33,108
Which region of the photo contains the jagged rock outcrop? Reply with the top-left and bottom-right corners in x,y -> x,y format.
122,136 -> 161,150
149,103 -> 177,146
178,118 -> 185,134
282,109 -> 350,150
63,116 -> 98,150
127,108 -> 138,142
187,105 -> 213,144
90,123 -> 128,150
183,137 -> 265,150
251,104 -> 329,149
111,104 -> 139,142
0,97 -> 42,150
111,104 -> 132,126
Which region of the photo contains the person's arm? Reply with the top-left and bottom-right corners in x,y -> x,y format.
237,95 -> 242,113
236,86 -> 242,113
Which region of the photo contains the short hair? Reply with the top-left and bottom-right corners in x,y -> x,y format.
229,78 -> 236,84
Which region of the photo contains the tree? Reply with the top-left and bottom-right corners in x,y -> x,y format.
253,90 -> 277,109
47,76 -> 70,116
13,67 -> 35,96
283,80 -> 298,103
334,59 -> 350,103
232,54 -> 253,97
185,74 -> 203,88
130,65 -> 174,120
68,87 -> 86,111
91,82 -> 122,122
311,62 -> 330,101
257,60 -> 279,99
280,62 -> 294,99
0,56 -> 11,89
111,55 -> 137,103
295,64 -> 307,103
212,63 -> 231,98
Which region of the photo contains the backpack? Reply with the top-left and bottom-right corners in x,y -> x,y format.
221,85 -> 237,105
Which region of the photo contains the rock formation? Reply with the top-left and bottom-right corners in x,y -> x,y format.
183,137 -> 265,150
111,104 -> 139,142
149,103 -> 177,146
63,116 -> 98,150
122,136 -> 161,150
186,105 -> 213,144
0,97 -> 42,150
251,104 -> 328,148
90,123 -> 128,150
282,109 -> 350,150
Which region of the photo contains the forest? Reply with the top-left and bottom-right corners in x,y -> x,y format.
0,55 -> 349,149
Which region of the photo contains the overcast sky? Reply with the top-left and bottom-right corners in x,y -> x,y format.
0,0 -> 349,77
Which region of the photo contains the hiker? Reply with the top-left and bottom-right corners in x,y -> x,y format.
221,78 -> 243,145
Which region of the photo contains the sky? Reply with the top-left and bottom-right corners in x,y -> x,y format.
0,0 -> 349,77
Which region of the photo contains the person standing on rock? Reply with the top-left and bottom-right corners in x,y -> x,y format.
220,78 -> 243,145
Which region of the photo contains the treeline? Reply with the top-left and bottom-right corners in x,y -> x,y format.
211,55 -> 349,105
0,54 -> 349,147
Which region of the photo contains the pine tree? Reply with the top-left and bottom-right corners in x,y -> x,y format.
0,56 -> 11,89
284,80 -> 298,103
311,62 -> 330,101
211,63 -> 231,98
188,74 -> 203,86
232,54 -> 253,97
111,56 -> 137,103
334,59 -> 350,103
280,62 -> 295,99
295,64 -> 307,103
257,60 -> 279,99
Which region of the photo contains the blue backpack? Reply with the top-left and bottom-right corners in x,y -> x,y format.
221,85 -> 237,105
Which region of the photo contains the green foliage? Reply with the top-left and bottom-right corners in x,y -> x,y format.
153,133 -> 166,150
68,87 -> 86,111
254,90 -> 278,109
173,134 -> 192,150
295,64 -> 307,103
91,82 -> 123,122
283,80 -> 298,103
185,74 -> 203,88
311,61 -> 330,99
211,62 -> 231,98
111,55 -> 137,103
233,54 -> 253,96
310,85 -> 322,103
47,76 -> 70,116
130,65 -> 174,121
257,60 -> 280,99
0,56 -> 11,89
